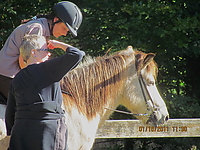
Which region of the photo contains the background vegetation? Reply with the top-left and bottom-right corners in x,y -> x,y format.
1,0 -> 200,149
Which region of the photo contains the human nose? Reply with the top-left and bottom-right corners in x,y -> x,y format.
63,30 -> 68,36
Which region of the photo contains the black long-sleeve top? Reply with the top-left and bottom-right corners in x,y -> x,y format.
5,47 -> 85,135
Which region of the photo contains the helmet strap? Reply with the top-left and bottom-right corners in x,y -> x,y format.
49,17 -> 62,36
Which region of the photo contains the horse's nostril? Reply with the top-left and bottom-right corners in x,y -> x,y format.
165,115 -> 169,122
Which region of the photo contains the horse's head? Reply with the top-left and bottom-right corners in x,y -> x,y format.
123,46 -> 169,126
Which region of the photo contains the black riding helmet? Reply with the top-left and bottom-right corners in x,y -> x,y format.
52,1 -> 82,36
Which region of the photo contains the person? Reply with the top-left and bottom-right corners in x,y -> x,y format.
5,34 -> 85,150
0,1 -> 82,101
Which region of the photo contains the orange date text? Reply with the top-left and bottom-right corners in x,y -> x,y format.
138,126 -> 188,132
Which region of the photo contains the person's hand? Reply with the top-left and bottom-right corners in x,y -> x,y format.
48,40 -> 61,49
48,40 -> 72,51
48,42 -> 55,49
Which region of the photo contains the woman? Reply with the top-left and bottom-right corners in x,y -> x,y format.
5,34 -> 85,150
0,1 -> 82,100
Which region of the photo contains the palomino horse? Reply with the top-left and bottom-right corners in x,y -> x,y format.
0,46 -> 169,150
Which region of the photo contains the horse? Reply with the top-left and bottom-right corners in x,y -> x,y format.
0,46 -> 169,150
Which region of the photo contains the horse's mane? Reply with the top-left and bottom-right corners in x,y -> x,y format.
60,47 -> 157,119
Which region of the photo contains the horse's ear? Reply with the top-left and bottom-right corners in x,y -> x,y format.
141,53 -> 155,70
126,46 -> 134,52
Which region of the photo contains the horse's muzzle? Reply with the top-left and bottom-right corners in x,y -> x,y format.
146,111 -> 169,127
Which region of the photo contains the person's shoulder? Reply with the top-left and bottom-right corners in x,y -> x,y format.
26,19 -> 49,35
14,64 -> 37,79
27,20 -> 45,29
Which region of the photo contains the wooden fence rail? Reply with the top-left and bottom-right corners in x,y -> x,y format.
95,119 -> 200,138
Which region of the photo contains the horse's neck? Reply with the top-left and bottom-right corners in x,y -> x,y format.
98,91 -> 125,127
61,49 -> 135,123
98,104 -> 118,127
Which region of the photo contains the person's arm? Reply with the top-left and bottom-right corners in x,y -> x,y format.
5,85 -> 16,136
38,45 -> 85,86
48,40 -> 72,51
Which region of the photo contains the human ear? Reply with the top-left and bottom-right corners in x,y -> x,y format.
31,49 -> 37,58
54,17 -> 59,22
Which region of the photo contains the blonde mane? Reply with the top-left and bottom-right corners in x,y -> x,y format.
60,48 -> 157,119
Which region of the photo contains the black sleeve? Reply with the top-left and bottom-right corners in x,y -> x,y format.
5,84 -> 16,135
38,46 -> 85,85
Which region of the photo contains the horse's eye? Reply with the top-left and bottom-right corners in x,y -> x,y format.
148,81 -> 154,86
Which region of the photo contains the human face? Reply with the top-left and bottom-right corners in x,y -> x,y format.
53,18 -> 69,38
36,48 -> 51,62
34,40 -> 51,62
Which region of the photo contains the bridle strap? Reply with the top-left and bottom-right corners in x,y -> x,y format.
105,107 -> 148,116
138,73 -> 156,110
49,17 -> 62,36
61,90 -> 72,96
138,74 -> 149,104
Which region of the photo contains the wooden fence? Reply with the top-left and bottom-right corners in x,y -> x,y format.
95,119 -> 200,138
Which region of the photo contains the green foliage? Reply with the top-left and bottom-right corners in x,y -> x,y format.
0,0 -> 57,47
166,95 -> 200,118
